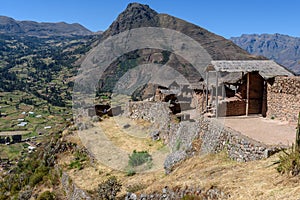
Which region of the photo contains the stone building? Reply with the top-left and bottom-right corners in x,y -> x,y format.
204,60 -> 294,118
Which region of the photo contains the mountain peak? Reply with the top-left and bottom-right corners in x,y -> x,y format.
125,2 -> 152,10
102,3 -> 264,61
102,3 -> 158,37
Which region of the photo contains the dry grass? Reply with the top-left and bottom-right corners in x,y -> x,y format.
61,117 -> 300,200
97,117 -> 162,153
77,117 -> 168,171
143,152 -> 300,200
60,150 -> 300,200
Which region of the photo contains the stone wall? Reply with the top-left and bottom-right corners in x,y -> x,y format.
267,76 -> 300,123
198,117 -> 276,161
126,101 -> 283,174
218,98 -> 246,116
127,101 -> 172,134
164,116 -> 281,173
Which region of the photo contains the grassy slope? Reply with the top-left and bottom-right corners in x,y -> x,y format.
60,117 -> 300,200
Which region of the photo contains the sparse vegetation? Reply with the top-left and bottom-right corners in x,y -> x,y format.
276,148 -> 300,176
126,183 -> 145,193
37,191 -> 55,200
276,112 -> 300,176
68,150 -> 88,170
175,139 -> 182,151
181,195 -> 202,200
125,168 -> 136,176
128,150 -> 152,167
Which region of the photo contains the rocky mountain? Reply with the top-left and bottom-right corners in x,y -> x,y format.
231,34 -> 300,75
0,15 -> 93,36
91,3 -> 266,97
102,3 -> 263,61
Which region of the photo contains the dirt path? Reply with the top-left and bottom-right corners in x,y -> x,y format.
220,116 -> 296,146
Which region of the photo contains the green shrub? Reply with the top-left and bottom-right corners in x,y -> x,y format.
128,150 -> 152,167
276,148 -> 300,176
68,160 -> 83,170
29,172 -> 45,187
68,150 -> 87,170
126,168 -> 136,176
37,191 -> 55,200
29,165 -> 49,187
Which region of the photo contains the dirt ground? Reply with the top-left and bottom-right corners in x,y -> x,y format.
181,109 -> 296,146
220,115 -> 296,146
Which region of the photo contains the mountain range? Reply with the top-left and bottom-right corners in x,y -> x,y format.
0,15 -> 93,36
0,3 -> 295,99
231,34 -> 300,75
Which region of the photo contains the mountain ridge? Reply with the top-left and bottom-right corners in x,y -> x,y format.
231,33 -> 300,75
0,15 -> 93,37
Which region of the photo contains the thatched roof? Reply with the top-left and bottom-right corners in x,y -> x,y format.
207,60 -> 293,79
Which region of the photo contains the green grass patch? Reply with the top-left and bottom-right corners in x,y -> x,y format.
128,150 -> 152,167
0,143 -> 24,160
68,150 -> 88,170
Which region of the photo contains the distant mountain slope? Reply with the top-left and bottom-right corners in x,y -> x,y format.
0,15 -> 93,36
231,34 -> 300,75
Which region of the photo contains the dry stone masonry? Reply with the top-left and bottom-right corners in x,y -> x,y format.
267,76 -> 300,123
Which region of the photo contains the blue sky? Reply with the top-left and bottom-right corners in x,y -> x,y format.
0,0 -> 299,38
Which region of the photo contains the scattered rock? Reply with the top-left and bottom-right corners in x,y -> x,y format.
92,115 -> 101,122
123,124 -> 131,129
150,130 -> 160,141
